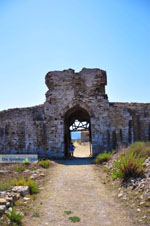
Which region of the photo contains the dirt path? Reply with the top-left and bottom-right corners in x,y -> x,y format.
23,145 -> 135,226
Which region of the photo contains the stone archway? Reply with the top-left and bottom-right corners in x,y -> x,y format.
64,106 -> 92,157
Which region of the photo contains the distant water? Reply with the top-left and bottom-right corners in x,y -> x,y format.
71,131 -> 81,140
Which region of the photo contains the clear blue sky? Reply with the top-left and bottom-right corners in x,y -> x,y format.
71,131 -> 81,140
0,0 -> 149,111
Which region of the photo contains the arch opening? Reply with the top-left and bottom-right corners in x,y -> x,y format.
64,106 -> 92,158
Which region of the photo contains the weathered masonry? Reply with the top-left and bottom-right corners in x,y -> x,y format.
0,68 -> 150,158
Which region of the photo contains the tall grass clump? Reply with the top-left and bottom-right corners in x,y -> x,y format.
12,177 -> 27,186
0,180 -> 12,191
112,151 -> 146,180
13,164 -> 26,172
38,159 -> 50,168
7,208 -> 23,224
13,177 -> 39,194
96,151 -> 111,164
27,178 -> 39,194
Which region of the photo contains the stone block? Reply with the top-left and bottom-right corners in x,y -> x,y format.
0,198 -> 6,205
12,186 -> 29,197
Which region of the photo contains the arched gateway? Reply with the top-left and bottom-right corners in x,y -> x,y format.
44,68 -> 109,157
0,68 -> 150,158
64,106 -> 91,157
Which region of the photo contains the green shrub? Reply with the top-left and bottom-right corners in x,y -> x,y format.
112,151 -> 146,180
95,151 -> 111,164
12,177 -> 27,186
27,178 -> 39,194
69,216 -> 80,222
13,165 -> 26,172
7,208 -> 23,224
13,177 -> 39,194
32,211 -> 40,217
0,180 -> 12,191
23,158 -> 30,165
38,159 -> 50,168
64,210 -> 72,215
104,167 -> 110,173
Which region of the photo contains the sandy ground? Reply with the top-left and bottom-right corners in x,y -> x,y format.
23,144 -> 136,226
74,142 -> 91,157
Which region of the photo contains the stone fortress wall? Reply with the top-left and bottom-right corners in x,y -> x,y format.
0,68 -> 150,157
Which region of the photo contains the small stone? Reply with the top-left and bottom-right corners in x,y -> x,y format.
137,208 -> 141,212
12,186 -> 29,197
131,186 -> 136,190
6,202 -> 11,208
0,170 -> 8,174
33,173 -> 37,176
0,191 -> 7,196
14,193 -> 20,200
0,205 -> 6,212
140,195 -> 144,199
140,201 -> 144,205
8,207 -> 12,212
30,174 -> 37,179
118,192 -> 123,198
24,197 -> 30,201
144,192 -> 150,201
24,169 -> 30,173
140,184 -> 145,189
136,177 -> 142,181
39,187 -> 44,191
0,199 -> 6,205
6,197 -> 13,202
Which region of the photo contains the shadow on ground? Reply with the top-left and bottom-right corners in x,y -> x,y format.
53,157 -> 95,166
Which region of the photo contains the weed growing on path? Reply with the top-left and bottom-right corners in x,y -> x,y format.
104,167 -> 110,173
64,210 -> 72,215
32,211 -> 40,217
69,216 -> 80,222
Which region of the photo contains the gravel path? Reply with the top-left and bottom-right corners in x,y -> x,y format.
24,144 -> 135,226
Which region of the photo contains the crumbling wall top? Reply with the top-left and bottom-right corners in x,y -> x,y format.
45,68 -> 107,89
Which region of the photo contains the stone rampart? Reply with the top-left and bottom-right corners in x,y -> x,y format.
0,68 -> 150,157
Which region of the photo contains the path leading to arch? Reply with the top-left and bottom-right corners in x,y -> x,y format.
24,145 -> 135,226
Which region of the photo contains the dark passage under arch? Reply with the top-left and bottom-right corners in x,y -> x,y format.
64,106 -> 91,157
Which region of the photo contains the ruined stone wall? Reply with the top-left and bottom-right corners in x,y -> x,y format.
0,105 -> 46,157
109,103 -> 150,149
81,131 -> 89,143
0,68 -> 150,158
